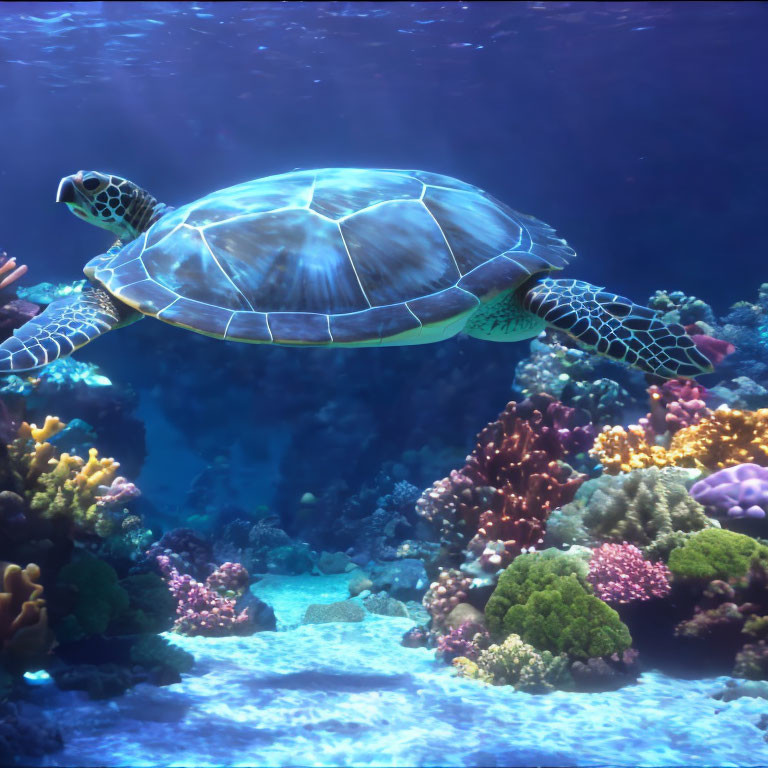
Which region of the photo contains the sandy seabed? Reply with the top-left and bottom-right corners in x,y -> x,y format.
27,573 -> 768,768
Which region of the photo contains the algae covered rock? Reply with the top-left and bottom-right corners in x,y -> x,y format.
667,528 -> 768,582
302,600 -> 365,624
362,593 -> 409,618
317,551 -> 354,575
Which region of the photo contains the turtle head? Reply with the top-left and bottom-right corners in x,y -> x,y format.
57,171 -> 164,242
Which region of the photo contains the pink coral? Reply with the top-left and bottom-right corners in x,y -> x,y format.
95,477 -> 141,508
206,562 -> 249,597
156,555 -> 253,637
587,543 -> 671,605
647,379 -> 712,436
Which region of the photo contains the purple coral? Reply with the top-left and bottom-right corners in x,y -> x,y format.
690,463 -> 768,519
156,555 -> 253,637
587,543 -> 672,605
436,621 -> 489,663
96,477 -> 141,507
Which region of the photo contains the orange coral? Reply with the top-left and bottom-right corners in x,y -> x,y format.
591,407 -> 768,475
589,424 -> 670,474
0,562 -> 53,668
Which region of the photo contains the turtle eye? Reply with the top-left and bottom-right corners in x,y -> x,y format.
82,177 -> 102,192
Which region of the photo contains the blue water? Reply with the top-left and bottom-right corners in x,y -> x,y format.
1,2 -> 768,766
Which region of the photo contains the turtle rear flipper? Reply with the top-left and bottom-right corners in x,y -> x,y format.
523,277 -> 714,379
0,286 -> 133,373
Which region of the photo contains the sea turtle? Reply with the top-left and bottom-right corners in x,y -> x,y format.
0,168 -> 712,377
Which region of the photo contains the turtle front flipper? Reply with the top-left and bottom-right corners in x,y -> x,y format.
522,277 -> 714,379
0,285 -> 137,373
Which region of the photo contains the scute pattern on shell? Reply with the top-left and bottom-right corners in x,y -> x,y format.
87,169 -> 575,345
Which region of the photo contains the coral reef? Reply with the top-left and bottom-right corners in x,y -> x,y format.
423,569 -> 474,633
0,562 -> 53,671
690,464 -> 768,519
435,621 -> 489,663
586,543 -> 671,604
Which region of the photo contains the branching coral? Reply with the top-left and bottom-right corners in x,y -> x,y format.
417,395 -> 589,578
453,633 -> 571,693
587,543 -> 671,604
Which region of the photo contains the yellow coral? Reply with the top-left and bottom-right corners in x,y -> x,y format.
8,419 -> 121,536
28,416 -> 66,444
591,407 -> 768,475
668,407 -> 768,471
590,424 -> 669,474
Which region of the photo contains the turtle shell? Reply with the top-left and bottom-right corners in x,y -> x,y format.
85,169 -> 575,346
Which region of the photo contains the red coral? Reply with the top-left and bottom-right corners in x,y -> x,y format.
417,395 -> 588,572
587,543 -> 672,605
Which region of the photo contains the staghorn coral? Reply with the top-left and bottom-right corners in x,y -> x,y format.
592,407 -> 768,475
549,467 -> 713,559
587,543 -> 671,605
453,633 -> 572,693
417,395 -> 589,579
0,562 -> 52,670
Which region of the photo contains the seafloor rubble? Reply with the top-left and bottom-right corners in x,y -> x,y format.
1,275 -> 768,764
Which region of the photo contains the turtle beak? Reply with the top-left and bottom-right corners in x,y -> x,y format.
56,176 -> 78,204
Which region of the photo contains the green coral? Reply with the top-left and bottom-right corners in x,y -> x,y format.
454,633 -> 572,693
667,529 -> 768,583
485,550 -> 631,660
109,573 -> 176,635
485,549 -> 590,636
129,634 -> 194,674
54,555 -> 130,643
549,467 -> 714,559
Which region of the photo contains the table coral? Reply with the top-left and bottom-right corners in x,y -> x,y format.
587,543 -> 671,604
690,463 -> 768,519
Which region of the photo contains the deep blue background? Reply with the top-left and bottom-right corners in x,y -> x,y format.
0,1 -> 766,525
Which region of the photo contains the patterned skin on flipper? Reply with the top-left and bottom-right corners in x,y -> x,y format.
522,278 -> 714,378
0,285 -> 130,372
